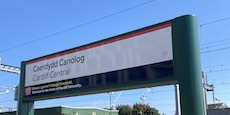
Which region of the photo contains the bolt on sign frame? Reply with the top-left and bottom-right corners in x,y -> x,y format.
17,15 -> 206,115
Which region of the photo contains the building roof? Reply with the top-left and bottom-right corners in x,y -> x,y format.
208,103 -> 229,109
0,106 -> 119,115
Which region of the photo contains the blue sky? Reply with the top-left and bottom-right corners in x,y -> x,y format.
1,0 -> 230,114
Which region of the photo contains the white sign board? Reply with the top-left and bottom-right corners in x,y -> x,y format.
25,24 -> 173,87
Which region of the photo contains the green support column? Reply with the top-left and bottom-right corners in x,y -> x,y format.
173,15 -> 206,115
17,61 -> 34,115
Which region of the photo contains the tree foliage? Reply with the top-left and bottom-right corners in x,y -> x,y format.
116,105 -> 133,115
116,103 -> 160,115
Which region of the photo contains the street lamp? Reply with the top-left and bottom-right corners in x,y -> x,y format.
108,92 -> 114,115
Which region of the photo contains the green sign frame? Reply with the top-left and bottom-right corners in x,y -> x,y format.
17,15 -> 206,115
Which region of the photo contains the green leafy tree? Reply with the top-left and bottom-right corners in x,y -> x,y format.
132,103 -> 145,115
116,103 -> 160,115
116,105 -> 133,115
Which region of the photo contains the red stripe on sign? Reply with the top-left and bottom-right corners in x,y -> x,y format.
26,23 -> 171,65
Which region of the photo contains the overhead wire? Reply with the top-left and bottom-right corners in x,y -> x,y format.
37,99 -> 175,109
35,88 -> 174,107
199,16 -> 230,54
200,38 -> 230,53
201,37 -> 230,47
214,82 -> 230,86
201,46 -> 230,54
0,3 -> 228,54
204,68 -> 230,73
2,2 -> 229,55
210,76 -> 230,81
201,41 -> 230,50
0,4 -> 229,56
0,0 -> 156,54
199,16 -> 230,103
199,16 -> 230,27
202,62 -> 230,69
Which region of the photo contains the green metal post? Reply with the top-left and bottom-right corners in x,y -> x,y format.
17,61 -> 34,115
173,15 -> 206,115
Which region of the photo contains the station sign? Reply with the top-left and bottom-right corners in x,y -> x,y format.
23,23 -> 173,100
19,15 -> 206,115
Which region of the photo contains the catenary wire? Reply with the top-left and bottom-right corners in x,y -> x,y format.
201,41 -> 230,50
201,46 -> 230,54
200,37 -> 230,47
0,0 -> 156,54
199,16 -> 230,27
1,3 -> 229,54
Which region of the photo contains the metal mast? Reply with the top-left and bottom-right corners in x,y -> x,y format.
0,58 -> 20,74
